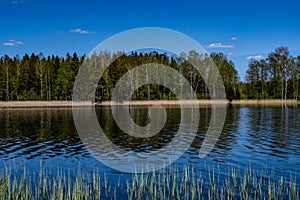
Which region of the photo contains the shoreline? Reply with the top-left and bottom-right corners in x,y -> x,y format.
230,99 -> 298,105
0,99 -> 298,108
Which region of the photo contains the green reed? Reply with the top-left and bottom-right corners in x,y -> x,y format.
0,165 -> 298,200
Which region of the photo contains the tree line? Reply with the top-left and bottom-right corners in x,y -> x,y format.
245,46 -> 300,100
0,53 -> 84,101
0,46 -> 299,101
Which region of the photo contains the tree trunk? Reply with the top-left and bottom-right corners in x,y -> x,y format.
40,73 -> 43,100
281,77 -> 284,100
6,66 -> 9,101
284,79 -> 287,100
190,72 -> 193,98
146,67 -> 150,101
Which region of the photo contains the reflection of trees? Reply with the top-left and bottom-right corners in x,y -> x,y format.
0,109 -> 85,160
1,106 -> 298,163
96,106 -> 181,152
191,106 -> 239,156
96,105 -> 239,156
215,106 -> 239,150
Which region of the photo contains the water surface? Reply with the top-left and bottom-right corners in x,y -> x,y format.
0,105 -> 299,191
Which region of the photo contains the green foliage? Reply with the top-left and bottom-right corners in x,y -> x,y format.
245,46 -> 300,100
0,53 -> 84,101
1,51 -> 228,101
211,53 -> 239,100
8,49 -> 300,101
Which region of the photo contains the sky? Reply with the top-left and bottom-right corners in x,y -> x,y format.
1,0 -> 300,80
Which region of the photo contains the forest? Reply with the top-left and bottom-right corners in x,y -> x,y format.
0,46 -> 299,101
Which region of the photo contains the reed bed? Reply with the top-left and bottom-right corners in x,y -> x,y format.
0,165 -> 298,200
230,99 -> 298,105
1,99 -> 298,108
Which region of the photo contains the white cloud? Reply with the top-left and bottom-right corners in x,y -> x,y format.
227,52 -> 234,56
230,37 -> 238,41
246,55 -> 265,60
11,0 -> 24,4
205,43 -> 235,49
2,39 -> 24,46
70,28 -> 94,34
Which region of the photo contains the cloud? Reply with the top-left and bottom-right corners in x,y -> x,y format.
227,52 -> 234,56
11,0 -> 24,4
205,43 -> 235,49
2,39 -> 24,46
246,55 -> 265,60
230,37 -> 238,41
70,28 -> 94,34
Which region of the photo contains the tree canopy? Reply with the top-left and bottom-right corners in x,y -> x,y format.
245,47 -> 300,100
1,47 -> 299,101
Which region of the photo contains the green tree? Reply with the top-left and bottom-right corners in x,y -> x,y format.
55,61 -> 70,100
211,53 -> 239,100
10,55 -> 21,100
268,47 -> 291,100
2,55 -> 12,101
246,59 -> 268,99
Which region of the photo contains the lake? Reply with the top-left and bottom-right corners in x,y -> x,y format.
0,105 -> 299,199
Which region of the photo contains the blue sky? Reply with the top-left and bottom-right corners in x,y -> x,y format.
1,0 -> 300,80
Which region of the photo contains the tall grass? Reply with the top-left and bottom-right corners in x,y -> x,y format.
0,165 -> 298,200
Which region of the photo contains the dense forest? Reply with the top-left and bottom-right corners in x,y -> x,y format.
0,46 -> 299,101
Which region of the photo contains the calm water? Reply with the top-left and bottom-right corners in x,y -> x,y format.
0,105 -> 300,190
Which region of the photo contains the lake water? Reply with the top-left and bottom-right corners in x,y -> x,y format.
0,105 -> 300,197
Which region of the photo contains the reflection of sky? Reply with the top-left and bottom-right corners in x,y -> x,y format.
232,107 -> 300,174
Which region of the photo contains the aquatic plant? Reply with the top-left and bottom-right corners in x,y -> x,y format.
0,165 -> 298,200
